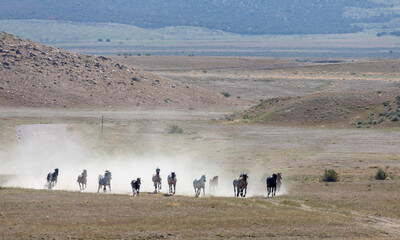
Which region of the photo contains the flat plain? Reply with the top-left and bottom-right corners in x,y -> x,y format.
1,55 -> 400,239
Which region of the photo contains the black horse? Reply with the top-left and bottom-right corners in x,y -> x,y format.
131,178 -> 141,197
266,174 -> 277,197
46,168 -> 59,189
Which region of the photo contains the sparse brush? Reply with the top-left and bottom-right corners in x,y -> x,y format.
375,168 -> 388,180
221,92 -> 230,98
320,169 -> 339,182
168,125 -> 183,134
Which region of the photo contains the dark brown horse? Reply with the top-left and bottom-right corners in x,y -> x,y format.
131,178 -> 141,197
266,174 -> 277,197
233,174 -> 248,197
46,168 -> 59,189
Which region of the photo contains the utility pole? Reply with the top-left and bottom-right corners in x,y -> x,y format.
101,115 -> 104,134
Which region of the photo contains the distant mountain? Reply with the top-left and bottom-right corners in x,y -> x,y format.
0,0 -> 399,35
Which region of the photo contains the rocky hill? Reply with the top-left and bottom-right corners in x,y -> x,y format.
229,90 -> 400,128
0,31 -> 245,108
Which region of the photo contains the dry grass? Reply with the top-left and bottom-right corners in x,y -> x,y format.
0,186 -> 397,239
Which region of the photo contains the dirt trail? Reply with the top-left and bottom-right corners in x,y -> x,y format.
270,199 -> 400,238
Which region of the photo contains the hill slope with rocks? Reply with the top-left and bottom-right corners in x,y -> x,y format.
229,90 -> 400,128
0,31 -> 245,108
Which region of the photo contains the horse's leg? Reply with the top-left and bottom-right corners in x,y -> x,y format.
267,187 -> 270,197
243,187 -> 247,197
97,185 -> 100,193
174,183 -> 176,194
109,184 -> 111,192
203,187 -> 205,197
234,186 -> 236,197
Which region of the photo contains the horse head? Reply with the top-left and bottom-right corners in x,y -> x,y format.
272,173 -> 278,180
242,173 -> 248,181
137,178 -> 141,185
156,168 -> 160,174
202,175 -> 206,182
54,168 -> 59,174
171,172 -> 176,178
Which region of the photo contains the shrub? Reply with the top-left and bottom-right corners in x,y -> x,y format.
106,39 -> 111,42
375,168 -> 388,180
97,38 -> 103,42
321,169 -> 339,182
168,125 -> 183,134
221,92 -> 230,97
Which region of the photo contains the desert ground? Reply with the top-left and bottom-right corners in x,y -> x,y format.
1,46 -> 400,238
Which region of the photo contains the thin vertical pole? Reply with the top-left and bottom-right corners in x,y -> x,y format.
101,115 -> 104,134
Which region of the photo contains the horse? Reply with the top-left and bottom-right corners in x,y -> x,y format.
167,172 -> 177,195
266,174 -> 278,197
233,173 -> 248,197
276,173 -> 283,192
152,168 -> 162,193
77,169 -> 87,190
209,176 -> 218,193
46,168 -> 59,189
131,178 -> 141,197
98,170 -> 112,193
193,175 -> 206,197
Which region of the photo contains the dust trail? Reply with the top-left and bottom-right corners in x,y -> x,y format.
0,124 -> 287,197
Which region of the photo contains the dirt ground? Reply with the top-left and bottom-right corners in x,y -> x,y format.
0,55 -> 399,239
0,107 -> 399,239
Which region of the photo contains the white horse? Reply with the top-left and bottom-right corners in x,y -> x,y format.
167,172 -> 177,194
193,175 -> 206,197
98,170 -> 112,193
152,168 -> 162,193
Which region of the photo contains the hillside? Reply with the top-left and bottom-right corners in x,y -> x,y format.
229,90 -> 400,128
1,0 -> 400,35
0,31 -> 245,108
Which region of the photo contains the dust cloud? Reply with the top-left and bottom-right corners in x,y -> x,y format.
0,124 -> 286,197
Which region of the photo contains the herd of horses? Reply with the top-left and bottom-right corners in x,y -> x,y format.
45,168 -> 283,198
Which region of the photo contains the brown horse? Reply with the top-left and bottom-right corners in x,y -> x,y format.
131,178 -> 141,197
233,174 -> 248,197
77,170 -> 87,190
209,176 -> 218,193
167,172 -> 177,194
152,168 -> 162,193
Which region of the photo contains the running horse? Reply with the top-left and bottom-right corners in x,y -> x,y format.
131,178 -> 141,197
98,170 -> 112,193
152,168 -> 162,193
233,174 -> 249,197
209,176 -> 218,193
266,174 -> 277,197
167,172 -> 177,194
77,169 -> 87,190
193,175 -> 206,197
276,173 -> 283,192
46,168 -> 59,189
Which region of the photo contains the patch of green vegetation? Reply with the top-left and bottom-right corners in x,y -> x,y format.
320,169 -> 340,182
375,168 -> 388,180
167,125 -> 183,134
220,92 -> 230,98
